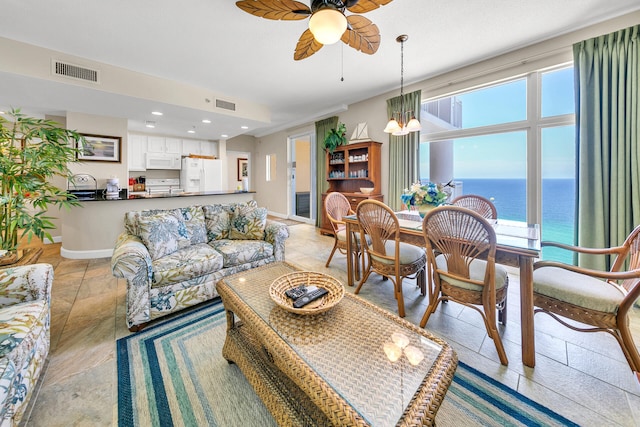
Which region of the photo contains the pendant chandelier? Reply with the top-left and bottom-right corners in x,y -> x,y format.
384,34 -> 422,136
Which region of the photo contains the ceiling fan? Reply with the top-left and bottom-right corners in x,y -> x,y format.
236,0 -> 393,60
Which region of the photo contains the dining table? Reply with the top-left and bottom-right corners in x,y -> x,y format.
343,210 -> 541,368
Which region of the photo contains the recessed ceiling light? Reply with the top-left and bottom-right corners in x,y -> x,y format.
188,130 -> 196,134
221,134 -> 228,138
152,111 -> 163,116
241,125 -> 249,129
145,121 -> 156,128
202,119 -> 211,124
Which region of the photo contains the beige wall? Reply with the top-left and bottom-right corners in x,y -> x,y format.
253,124 -> 314,214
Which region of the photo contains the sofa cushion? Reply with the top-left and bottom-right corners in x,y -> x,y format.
209,239 -> 274,268
229,204 -> 268,240
138,212 -> 190,260
151,243 -> 224,287
175,206 -> 207,245
203,205 -> 231,241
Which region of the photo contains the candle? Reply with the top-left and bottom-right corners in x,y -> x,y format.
383,342 -> 402,362
391,332 -> 410,349
404,345 -> 424,366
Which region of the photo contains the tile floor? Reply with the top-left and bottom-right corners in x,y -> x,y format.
19,223 -> 640,426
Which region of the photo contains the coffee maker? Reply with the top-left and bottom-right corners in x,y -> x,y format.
105,177 -> 120,200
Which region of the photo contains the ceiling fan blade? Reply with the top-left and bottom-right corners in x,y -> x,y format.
346,0 -> 393,14
236,0 -> 311,20
294,29 -> 324,60
341,15 -> 380,55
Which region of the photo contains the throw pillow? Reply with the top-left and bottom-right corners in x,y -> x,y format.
203,205 -> 231,241
176,206 -> 207,245
137,211 -> 190,260
229,204 -> 267,240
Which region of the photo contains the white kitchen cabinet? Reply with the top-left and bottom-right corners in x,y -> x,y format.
165,138 -> 182,154
200,141 -> 216,157
182,139 -> 202,156
128,134 -> 147,171
182,139 -> 217,157
147,136 -> 181,154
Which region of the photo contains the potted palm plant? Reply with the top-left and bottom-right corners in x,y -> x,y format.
0,108 -> 84,255
323,122 -> 347,153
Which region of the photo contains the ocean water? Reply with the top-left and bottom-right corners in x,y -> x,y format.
450,178 -> 576,264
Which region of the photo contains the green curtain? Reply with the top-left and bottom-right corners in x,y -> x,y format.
315,116 -> 338,227
387,90 -> 421,211
573,25 -> 640,269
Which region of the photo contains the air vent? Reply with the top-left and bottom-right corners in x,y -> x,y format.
215,99 -> 236,111
52,60 -> 100,83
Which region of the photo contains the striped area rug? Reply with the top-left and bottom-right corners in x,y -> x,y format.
117,299 -> 579,426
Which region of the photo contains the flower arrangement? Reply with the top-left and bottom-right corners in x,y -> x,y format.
401,182 -> 449,208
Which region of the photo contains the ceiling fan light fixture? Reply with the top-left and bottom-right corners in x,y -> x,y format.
308,8 -> 347,45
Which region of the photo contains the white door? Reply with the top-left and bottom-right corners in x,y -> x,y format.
288,132 -> 315,223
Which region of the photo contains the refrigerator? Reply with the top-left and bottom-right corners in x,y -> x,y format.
180,157 -> 223,192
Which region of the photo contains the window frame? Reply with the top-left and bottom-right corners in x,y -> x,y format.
420,63 -> 575,225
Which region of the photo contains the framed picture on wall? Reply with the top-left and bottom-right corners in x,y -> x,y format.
77,134 -> 121,162
237,158 -> 248,181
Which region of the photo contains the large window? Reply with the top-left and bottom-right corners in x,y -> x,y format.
420,66 -> 575,262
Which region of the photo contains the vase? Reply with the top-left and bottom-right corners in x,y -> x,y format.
416,204 -> 436,218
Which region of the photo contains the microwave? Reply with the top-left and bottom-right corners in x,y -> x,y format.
146,153 -> 181,170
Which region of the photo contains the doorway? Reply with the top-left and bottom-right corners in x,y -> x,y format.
288,132 -> 315,223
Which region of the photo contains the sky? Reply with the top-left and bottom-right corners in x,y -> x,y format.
420,66 -> 575,180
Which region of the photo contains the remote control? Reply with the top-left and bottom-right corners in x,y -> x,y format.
285,285 -> 317,300
293,287 -> 329,308
285,285 -> 307,300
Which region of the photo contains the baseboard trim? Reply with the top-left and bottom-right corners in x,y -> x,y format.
267,211 -> 287,219
60,246 -> 113,260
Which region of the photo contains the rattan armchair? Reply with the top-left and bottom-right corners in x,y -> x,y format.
421,206 -> 509,365
451,194 -> 497,219
355,200 -> 426,318
324,192 -> 365,280
533,225 -> 640,373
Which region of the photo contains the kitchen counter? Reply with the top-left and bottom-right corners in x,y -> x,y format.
59,191 -> 255,259
68,189 -> 253,201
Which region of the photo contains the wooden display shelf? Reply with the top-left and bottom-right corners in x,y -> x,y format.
321,141 -> 383,235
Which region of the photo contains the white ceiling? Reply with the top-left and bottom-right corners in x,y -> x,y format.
0,0 -> 639,140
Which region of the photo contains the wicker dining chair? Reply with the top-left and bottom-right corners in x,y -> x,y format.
421,206 -> 509,365
533,224 -> 640,373
355,200 -> 426,318
451,194 -> 497,219
324,192 -> 365,280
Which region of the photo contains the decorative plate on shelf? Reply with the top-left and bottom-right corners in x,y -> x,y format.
269,271 -> 344,315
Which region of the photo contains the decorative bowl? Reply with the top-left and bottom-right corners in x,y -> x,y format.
360,187 -> 375,194
270,271 -> 345,315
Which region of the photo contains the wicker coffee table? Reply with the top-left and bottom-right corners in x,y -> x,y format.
216,262 -> 458,426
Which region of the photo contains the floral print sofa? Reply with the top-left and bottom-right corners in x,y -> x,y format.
0,263 -> 53,427
111,200 -> 289,331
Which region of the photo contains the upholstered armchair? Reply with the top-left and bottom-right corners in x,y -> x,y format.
0,263 -> 53,426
